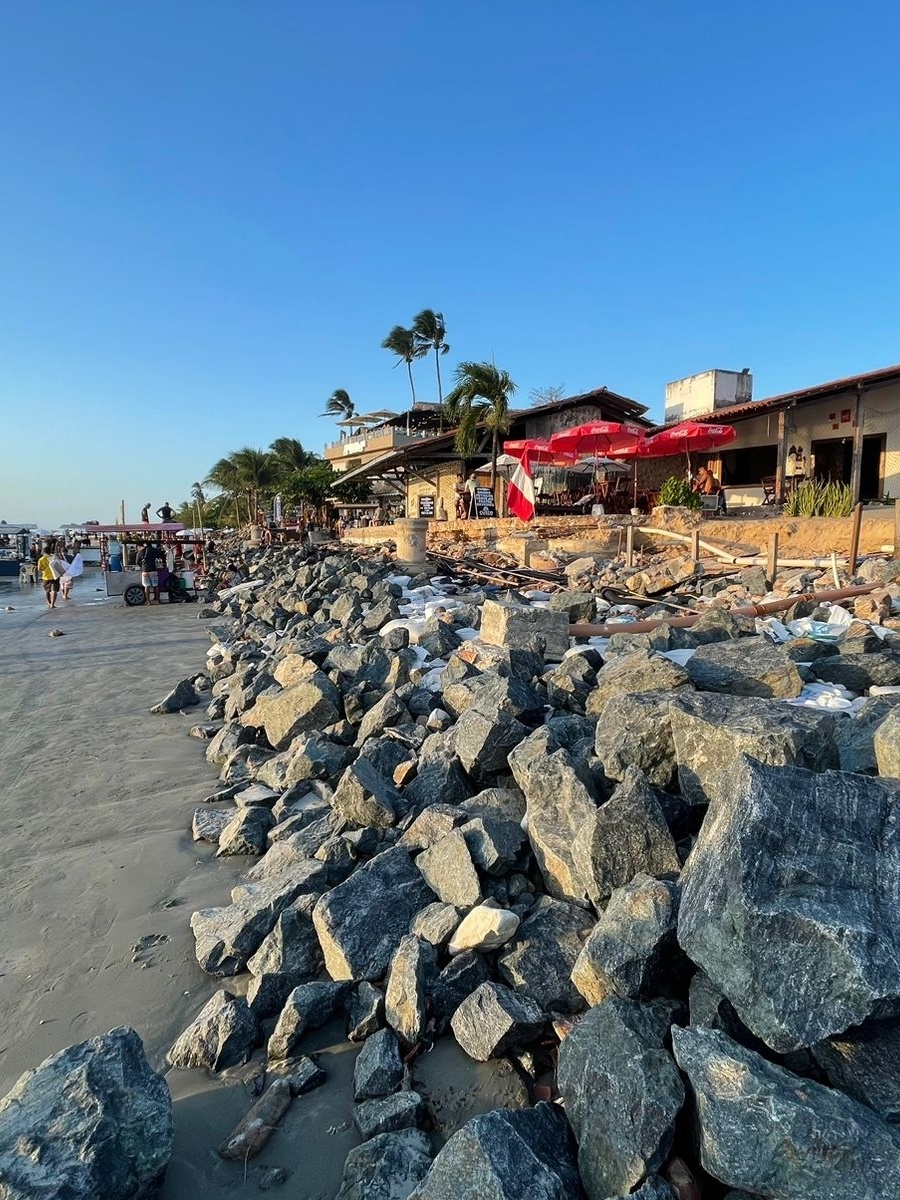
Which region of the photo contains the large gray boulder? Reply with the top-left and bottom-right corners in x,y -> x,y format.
454,708 -> 530,779
451,982 -> 545,1061
497,895 -> 593,1014
480,599 -> 569,662
168,990 -> 258,1071
685,636 -> 802,698
875,705 -> 900,778
430,951 -> 492,1028
556,998 -> 684,1200
313,846 -> 436,981
669,692 -> 837,805
215,804 -> 275,856
353,1028 -> 404,1102
416,829 -> 482,908
593,693 -> 677,788
812,1016 -> 900,1123
509,742 -> 598,905
586,650 -> 691,717
385,935 -> 437,1047
267,981 -> 350,1060
241,671 -> 342,749
408,1104 -> 584,1200
245,894 -> 323,1018
461,815 -> 527,877
0,1027 -> 173,1200
336,1129 -> 433,1200
572,767 -> 680,906
572,875 -> 680,1007
678,754 -> 900,1051
673,1024 -> 900,1199
813,650 -> 900,692
331,758 -> 405,829
191,870 -> 318,977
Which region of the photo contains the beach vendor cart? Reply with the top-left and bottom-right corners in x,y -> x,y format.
91,523 -> 202,606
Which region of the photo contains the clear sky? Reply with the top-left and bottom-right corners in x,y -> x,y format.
2,1 -> 899,526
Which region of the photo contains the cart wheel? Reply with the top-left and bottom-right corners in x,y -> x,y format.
124,584 -> 146,607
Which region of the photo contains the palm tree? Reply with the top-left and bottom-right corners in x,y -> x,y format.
269,437 -> 317,481
412,309 -> 450,429
190,481 -> 206,532
231,447 -> 277,523
445,362 -> 517,486
381,325 -> 426,406
205,455 -> 244,525
322,389 -> 355,421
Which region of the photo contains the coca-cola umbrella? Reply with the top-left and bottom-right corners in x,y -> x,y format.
627,421 -> 737,506
637,421 -> 737,471
548,421 -> 647,457
503,437 -> 577,465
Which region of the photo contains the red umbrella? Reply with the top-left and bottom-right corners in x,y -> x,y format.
503,438 -> 577,466
548,421 -> 647,457
636,421 -> 736,461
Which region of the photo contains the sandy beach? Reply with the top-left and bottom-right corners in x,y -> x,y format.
0,577 -> 363,1198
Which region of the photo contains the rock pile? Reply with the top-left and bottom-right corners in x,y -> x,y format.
7,535 -> 900,1198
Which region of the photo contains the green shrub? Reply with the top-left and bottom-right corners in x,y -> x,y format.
784,479 -> 853,518
658,476 -> 702,509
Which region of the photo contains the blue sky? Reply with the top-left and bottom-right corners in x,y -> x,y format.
2,1 -> 899,525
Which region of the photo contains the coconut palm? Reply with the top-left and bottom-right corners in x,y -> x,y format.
190,481 -> 206,531
412,309 -> 450,428
381,325 -> 426,406
269,437 -> 317,480
205,455 -> 244,524
322,389 -> 355,420
231,447 -> 277,522
445,362 -> 517,486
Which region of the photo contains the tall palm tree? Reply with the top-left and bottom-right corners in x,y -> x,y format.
412,309 -> 450,429
190,481 -> 206,531
381,325 -> 426,406
205,455 -> 243,525
322,389 -> 355,420
231,447 -> 277,522
269,437 -> 317,481
445,362 -> 517,486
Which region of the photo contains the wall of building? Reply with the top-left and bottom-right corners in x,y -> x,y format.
665,369 -> 753,423
703,384 -> 900,504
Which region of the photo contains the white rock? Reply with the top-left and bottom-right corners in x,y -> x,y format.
448,901 -> 521,955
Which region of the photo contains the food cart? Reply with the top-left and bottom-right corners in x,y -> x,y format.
89,522 -> 202,606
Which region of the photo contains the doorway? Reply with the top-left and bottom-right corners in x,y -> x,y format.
811,434 -> 884,499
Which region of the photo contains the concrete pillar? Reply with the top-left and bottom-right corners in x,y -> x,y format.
393,518 -> 429,566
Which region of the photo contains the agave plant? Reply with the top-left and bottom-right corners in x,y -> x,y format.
784,479 -> 852,517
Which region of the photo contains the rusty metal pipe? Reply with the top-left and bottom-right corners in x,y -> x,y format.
569,583 -> 879,638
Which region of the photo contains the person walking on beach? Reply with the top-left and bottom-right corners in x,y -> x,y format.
37,543 -> 61,609
60,542 -> 84,600
139,540 -> 163,604
141,502 -> 151,523
156,501 -> 174,523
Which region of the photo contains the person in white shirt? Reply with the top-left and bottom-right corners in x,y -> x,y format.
60,542 -> 84,600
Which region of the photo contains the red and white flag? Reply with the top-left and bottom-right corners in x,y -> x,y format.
508,455 -> 535,521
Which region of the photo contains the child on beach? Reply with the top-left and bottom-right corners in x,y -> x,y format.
37,545 -> 61,609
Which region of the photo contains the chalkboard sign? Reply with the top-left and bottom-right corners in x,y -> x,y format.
473,486 -> 497,519
418,494 -> 435,518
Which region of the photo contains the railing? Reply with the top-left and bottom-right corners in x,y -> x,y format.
323,427 -> 441,456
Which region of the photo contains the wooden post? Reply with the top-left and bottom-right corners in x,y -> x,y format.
894,500 -> 900,556
625,523 -> 635,568
690,530 -> 700,564
774,408 -> 791,504
849,385 -> 866,504
766,533 -> 779,586
848,501 -> 863,575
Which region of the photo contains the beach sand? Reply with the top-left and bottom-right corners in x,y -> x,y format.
0,577 -> 361,1198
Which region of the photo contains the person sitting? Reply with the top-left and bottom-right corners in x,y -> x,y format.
166,567 -> 195,603
692,467 -> 727,515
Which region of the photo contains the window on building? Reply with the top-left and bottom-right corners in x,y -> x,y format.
719,445 -> 778,486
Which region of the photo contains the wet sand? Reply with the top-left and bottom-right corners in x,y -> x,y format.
0,576 -> 361,1197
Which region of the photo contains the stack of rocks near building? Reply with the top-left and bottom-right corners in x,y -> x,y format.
5,536 -> 900,1199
